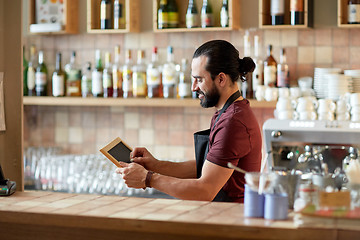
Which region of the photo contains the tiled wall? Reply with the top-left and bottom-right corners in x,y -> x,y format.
23,27 -> 360,159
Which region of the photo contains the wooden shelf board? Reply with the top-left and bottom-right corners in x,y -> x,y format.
87,29 -> 131,34
153,26 -> 236,33
260,24 -> 309,29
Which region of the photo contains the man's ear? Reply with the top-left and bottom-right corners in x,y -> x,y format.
218,72 -> 227,86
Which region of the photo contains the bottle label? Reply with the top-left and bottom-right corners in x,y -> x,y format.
271,0 -> 285,15
186,13 -> 199,28
168,12 -> 179,26
158,12 -> 168,27
103,72 -> 112,88
290,0 -> 304,12
52,74 -> 64,97
348,4 -> 360,23
27,67 -> 36,90
264,65 -> 276,87
201,13 -> 213,27
92,70 -> 103,95
101,3 -> 111,20
220,8 -> 229,27
35,72 -> 47,92
66,69 -> 81,81
81,76 -> 92,96
147,68 -> 161,85
277,70 -> 289,88
178,82 -> 191,98
162,65 -> 176,85
133,72 -> 146,96
122,70 -> 133,92
112,68 -> 122,89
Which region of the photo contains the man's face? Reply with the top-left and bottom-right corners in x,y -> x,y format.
191,56 -> 220,108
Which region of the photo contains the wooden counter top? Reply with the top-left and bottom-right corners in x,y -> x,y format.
0,191 -> 359,240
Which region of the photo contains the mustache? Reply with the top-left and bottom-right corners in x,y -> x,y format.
197,90 -> 205,96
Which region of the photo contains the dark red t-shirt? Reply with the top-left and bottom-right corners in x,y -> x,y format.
206,99 -> 262,203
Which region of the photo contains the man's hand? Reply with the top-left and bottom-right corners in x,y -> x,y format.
116,162 -> 148,189
130,147 -> 159,171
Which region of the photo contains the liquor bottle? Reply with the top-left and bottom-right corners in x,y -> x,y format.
112,45 -> 122,98
122,49 -> 133,98
178,59 -> 192,98
52,52 -> 65,97
242,32 -> 252,99
186,0 -> 199,28
348,0 -> 360,24
277,48 -> 290,88
271,0 -> 285,25
100,0 -> 112,29
114,0 -> 125,29
162,46 -> 177,98
252,35 -> 263,97
167,0 -> 179,28
103,52 -> 113,98
35,50 -> 48,96
201,0 -> 213,28
23,46 -> 28,96
220,0 -> 229,28
92,50 -> 103,97
263,45 -> 277,87
65,51 -> 81,96
290,0 -> 304,25
27,45 -> 36,96
147,47 -> 162,98
132,50 -> 147,98
81,62 -> 92,97
158,0 -> 168,29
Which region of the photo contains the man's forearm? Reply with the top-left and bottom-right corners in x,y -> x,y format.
152,159 -> 197,179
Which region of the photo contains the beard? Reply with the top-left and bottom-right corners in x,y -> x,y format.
198,84 -> 220,108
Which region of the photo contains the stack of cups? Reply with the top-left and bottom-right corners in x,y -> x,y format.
350,93 -> 360,122
294,96 -> 318,121
336,98 -> 351,121
317,99 -> 336,121
274,97 -> 295,120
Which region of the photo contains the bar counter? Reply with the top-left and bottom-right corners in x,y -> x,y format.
0,191 -> 359,240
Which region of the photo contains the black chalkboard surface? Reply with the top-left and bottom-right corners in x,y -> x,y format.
100,137 -> 133,167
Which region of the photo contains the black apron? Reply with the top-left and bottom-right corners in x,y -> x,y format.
193,91 -> 241,202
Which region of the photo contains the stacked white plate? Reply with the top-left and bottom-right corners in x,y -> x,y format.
344,69 -> 360,93
325,73 -> 353,101
314,68 -> 342,99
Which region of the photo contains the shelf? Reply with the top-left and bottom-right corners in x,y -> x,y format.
87,0 -> 140,33
259,0 -> 311,29
23,96 -> 276,108
152,0 -> 240,32
28,0 -> 79,35
338,0 -> 360,28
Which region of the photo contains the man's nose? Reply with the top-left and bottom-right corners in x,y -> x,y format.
191,78 -> 198,92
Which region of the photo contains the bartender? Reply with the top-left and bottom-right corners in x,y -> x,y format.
116,40 -> 262,202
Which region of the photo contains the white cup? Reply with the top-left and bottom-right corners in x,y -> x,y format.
295,97 -> 318,111
317,99 -> 336,113
276,97 -> 294,111
265,87 -> 279,102
350,93 -> 360,106
336,99 -> 351,113
295,111 -> 317,121
255,85 -> 267,101
336,112 -> 350,121
351,114 -> 360,122
318,112 -> 334,121
278,88 -> 290,98
298,76 -> 313,90
274,110 -> 296,120
290,87 -> 302,99
301,88 -> 316,97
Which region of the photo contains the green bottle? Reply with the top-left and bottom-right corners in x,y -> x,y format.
35,51 -> 48,96
158,0 -> 168,29
167,0 -> 179,28
201,0 -> 213,28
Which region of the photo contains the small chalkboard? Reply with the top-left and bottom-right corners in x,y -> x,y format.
100,137 -> 133,167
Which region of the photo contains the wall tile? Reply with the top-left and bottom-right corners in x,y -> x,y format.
55,127 -> 69,143
68,127 -> 83,144
139,129 -> 155,146
154,129 -> 169,145
280,30 -> 298,47
55,112 -> 69,127
298,46 -> 315,64
350,29 -> 360,46
124,112 -> 140,129
332,29 -> 349,46
349,47 -> 360,65
169,130 -> 184,146
315,47 -> 332,64
154,113 -> 169,130
315,29 -> 332,46
264,29 -> 281,47
333,47 -> 349,64
124,33 -> 141,49
298,29 -> 315,46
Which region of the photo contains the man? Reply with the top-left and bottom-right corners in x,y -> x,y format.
116,40 -> 262,202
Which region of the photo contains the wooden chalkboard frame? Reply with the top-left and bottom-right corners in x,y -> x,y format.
100,137 -> 133,167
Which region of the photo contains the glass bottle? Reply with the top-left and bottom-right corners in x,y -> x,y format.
81,62 -> 92,97
65,51 -> 81,97
27,45 -> 37,96
201,0 -> 213,28
343,147 -> 359,171
271,0 -> 285,25
112,45 -> 122,98
220,0 -> 229,28
162,46 -> 177,98
122,49 -> 133,98
52,52 -> 65,97
178,59 -> 192,98
100,0 -> 112,29
167,0 -> 179,28
277,48 -> 290,88
158,0 -> 168,29
23,46 -> 28,96
290,0 -> 304,25
35,50 -> 48,96
348,0 -> 360,24
114,0 -> 125,29
147,47 -> 162,98
92,49 -> 103,97
263,45 -> 277,87
132,50 -> 147,98
186,0 -> 199,28
103,52 -> 113,98
252,35 -> 263,97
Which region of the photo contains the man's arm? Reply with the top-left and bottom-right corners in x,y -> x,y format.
149,159 -> 197,179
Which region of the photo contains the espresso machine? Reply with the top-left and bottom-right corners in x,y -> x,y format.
263,119 -> 360,173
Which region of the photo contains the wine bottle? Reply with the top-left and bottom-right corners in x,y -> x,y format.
186,0 -> 199,28
162,46 -> 177,98
348,0 -> 360,24
158,0 -> 168,29
65,51 -> 81,96
201,0 -> 213,28
100,0 -> 112,29
178,59 -> 192,98
103,52 -> 113,98
252,35 -> 263,97
35,50 -> 48,96
290,0 -> 304,25
81,62 -> 92,97
132,50 -> 147,98
122,49 -> 133,98
220,0 -> 229,28
114,0 -> 125,29
52,52 -> 65,97
23,46 -> 28,96
112,45 -> 122,98
271,0 -> 285,25
147,47 -> 162,98
27,45 -> 36,96
277,48 -> 290,88
263,45 -> 277,87
92,50 -> 103,97
167,0 -> 179,28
